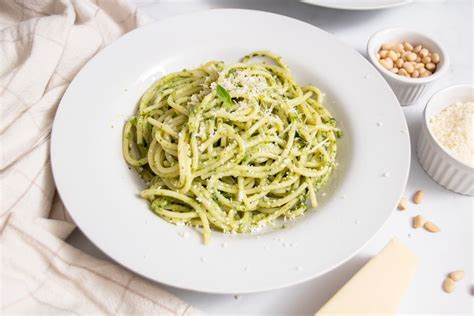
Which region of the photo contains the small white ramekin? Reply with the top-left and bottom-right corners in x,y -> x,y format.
367,28 -> 450,106
417,84 -> 474,196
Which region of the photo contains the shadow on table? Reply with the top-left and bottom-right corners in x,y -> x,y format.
202,0 -> 389,31
162,254 -> 370,315
68,228 -> 369,314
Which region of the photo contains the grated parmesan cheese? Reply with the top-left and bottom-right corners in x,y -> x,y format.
429,101 -> 474,167
219,70 -> 272,99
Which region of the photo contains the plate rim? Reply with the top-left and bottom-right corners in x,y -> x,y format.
300,0 -> 413,11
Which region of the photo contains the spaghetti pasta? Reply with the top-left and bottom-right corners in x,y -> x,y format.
123,51 -> 340,244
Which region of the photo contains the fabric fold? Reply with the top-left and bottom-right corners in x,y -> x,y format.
0,1 -> 203,314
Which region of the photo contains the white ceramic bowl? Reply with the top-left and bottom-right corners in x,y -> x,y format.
51,9 -> 411,293
367,28 -> 449,106
417,84 -> 474,196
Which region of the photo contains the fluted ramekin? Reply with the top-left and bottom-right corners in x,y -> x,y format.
367,28 -> 449,106
417,84 -> 474,196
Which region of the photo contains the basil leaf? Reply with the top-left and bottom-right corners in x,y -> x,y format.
216,84 -> 232,106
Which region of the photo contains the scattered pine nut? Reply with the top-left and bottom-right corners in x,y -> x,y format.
423,221 -> 440,233
413,190 -> 424,204
398,197 -> 408,211
443,277 -> 456,293
449,270 -> 465,282
413,215 -> 424,229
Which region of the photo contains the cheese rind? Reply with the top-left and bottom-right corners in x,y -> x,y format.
315,239 -> 418,315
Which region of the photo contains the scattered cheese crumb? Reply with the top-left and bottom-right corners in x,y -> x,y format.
220,70 -> 270,99
178,231 -> 189,238
429,101 -> 474,167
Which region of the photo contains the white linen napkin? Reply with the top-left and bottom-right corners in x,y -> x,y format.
0,1 -> 203,314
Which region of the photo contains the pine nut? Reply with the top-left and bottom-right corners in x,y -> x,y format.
398,68 -> 409,77
406,52 -> 417,62
382,43 -> 395,50
390,68 -> 399,74
413,45 -> 422,53
420,48 -> 429,57
449,270 -> 465,281
422,56 -> 431,64
415,63 -> 425,70
380,50 -> 389,58
388,50 -> 398,61
424,221 -> 440,233
403,42 -> 413,51
443,278 -> 455,293
411,70 -> 420,78
394,43 -> 404,53
426,62 -> 436,71
398,197 -> 408,210
416,56 -> 421,62
396,58 -> 404,68
380,58 -> 393,70
420,70 -> 432,77
403,62 -> 415,74
413,215 -> 424,229
413,190 -> 424,204
432,53 -> 440,64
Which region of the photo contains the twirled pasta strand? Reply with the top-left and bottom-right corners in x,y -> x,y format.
123,51 -> 340,244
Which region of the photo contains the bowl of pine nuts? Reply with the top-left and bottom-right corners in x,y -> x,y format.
367,28 -> 449,106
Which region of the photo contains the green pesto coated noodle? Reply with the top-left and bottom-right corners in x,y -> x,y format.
123,51 -> 340,244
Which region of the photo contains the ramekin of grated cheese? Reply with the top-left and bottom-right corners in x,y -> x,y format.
417,84 -> 474,196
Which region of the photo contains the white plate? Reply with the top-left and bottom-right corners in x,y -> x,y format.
51,9 -> 410,294
301,0 -> 412,10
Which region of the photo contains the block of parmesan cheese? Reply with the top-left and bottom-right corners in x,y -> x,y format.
315,239 -> 418,315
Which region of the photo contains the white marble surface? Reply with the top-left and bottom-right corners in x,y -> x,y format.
67,0 -> 473,314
